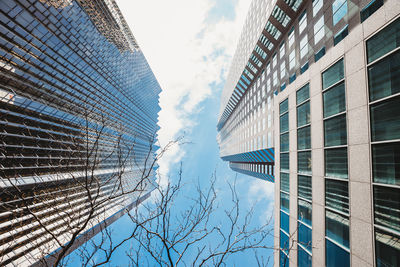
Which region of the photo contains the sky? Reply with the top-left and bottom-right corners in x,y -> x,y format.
67,0 -> 276,265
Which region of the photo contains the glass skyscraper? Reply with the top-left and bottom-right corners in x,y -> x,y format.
217,0 -> 400,266
0,0 -> 161,265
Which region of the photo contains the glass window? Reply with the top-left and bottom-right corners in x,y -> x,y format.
324,114 -> 347,147
298,222 -> 312,252
298,199 -> 312,226
332,0 -> 347,25
375,228 -> 400,267
299,11 -> 307,34
281,211 -> 290,233
313,0 -> 323,16
372,142 -> 400,185
366,17 -> 400,63
298,245 -> 312,267
323,82 -> 346,118
289,50 -> 296,70
298,151 -> 312,174
314,16 -> 325,44
301,62 -> 309,74
298,126 -> 311,150
334,25 -> 349,46
288,27 -> 295,47
298,175 -> 312,201
300,34 -> 309,59
374,185 -> 400,233
326,209 -> 349,248
280,61 -> 286,78
325,148 -> 348,179
297,102 -> 310,127
273,71 -> 278,86
322,59 -> 344,90
280,42 -> 285,58
326,239 -> 350,267
280,113 -> 289,133
280,230 -> 290,253
273,53 -> 277,67
281,133 -> 289,152
314,46 -> 326,62
368,50 -> 400,102
297,84 -> 310,105
361,0 -> 384,23
370,96 -> 400,142
281,153 -> 290,171
326,179 -> 349,214
280,172 -> 290,193
280,250 -> 289,267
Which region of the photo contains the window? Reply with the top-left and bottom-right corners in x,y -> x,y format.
281,133 -> 289,152
298,246 -> 312,267
299,11 -> 307,34
298,199 -> 312,225
323,82 -> 346,118
280,61 -> 286,78
273,53 -> 277,68
373,186 -> 400,233
289,50 -> 296,70
322,59 -> 344,90
372,142 -> 400,185
288,27 -> 295,48
326,239 -> 350,267
280,192 -> 290,212
324,114 -> 347,147
314,46 -> 326,62
280,211 -> 290,233
280,172 -> 290,192
313,0 -> 323,16
300,62 -> 309,74
273,71 -> 278,86
361,0 -> 384,23
300,34 -> 308,59
280,113 -> 289,133
280,42 -> 285,58
298,151 -> 312,174
334,25 -> 348,46
297,102 -> 310,127
298,222 -> 312,252
298,175 -> 312,200
366,17 -> 400,63
332,0 -> 347,25
281,153 -> 289,171
326,210 -> 349,248
325,148 -> 348,179
314,16 -> 325,44
298,126 -> 311,150
375,228 -> 400,267
325,179 -> 349,213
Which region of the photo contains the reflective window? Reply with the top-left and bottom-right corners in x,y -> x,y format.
323,82 -> 346,118
325,179 -> 349,213
326,239 -> 350,267
366,17 -> 400,63
298,151 -> 312,174
324,114 -> 347,147
298,126 -> 311,150
280,230 -> 290,253
374,186 -> 400,233
298,245 -> 312,267
281,191 -> 290,212
299,11 -> 307,34
300,34 -> 309,59
314,16 -> 325,44
280,42 -> 286,58
280,172 -> 290,193
325,148 -> 348,179
298,222 -> 312,252
281,133 -> 289,152
281,211 -> 290,233
370,96 -> 400,142
280,61 -> 286,79
281,153 -> 290,171
375,228 -> 400,267
298,199 -> 312,226
280,250 -> 289,267
372,142 -> 400,185
298,175 -> 312,201
289,50 -> 296,70
313,0 -> 323,16
297,102 -> 310,127
296,84 -> 310,105
334,25 -> 349,46
326,210 -> 349,248
280,113 -> 289,133
322,59 -> 344,90
332,0 -> 347,25
288,27 -> 295,48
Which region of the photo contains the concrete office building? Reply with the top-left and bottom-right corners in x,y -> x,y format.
0,0 -> 161,265
217,0 -> 400,266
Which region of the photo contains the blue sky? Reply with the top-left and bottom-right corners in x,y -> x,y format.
66,0 -> 276,265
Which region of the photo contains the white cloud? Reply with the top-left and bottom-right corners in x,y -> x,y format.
248,179 -> 275,221
116,0 -> 252,183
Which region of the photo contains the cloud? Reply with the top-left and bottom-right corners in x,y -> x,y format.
115,0 -> 252,184
248,179 -> 275,221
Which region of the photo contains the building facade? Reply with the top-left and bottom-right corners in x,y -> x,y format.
0,0 -> 161,265
217,0 -> 400,266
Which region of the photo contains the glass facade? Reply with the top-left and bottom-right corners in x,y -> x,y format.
0,0 -> 161,265
367,17 -> 400,267
322,59 -> 350,266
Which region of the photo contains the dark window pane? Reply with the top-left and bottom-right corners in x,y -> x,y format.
375,228 -> 400,267
280,98 -> 289,115
374,185 -> 400,233
280,133 -> 289,152
298,199 -> 312,226
324,114 -> 347,147
298,245 -> 312,267
281,192 -> 290,213
280,172 -> 290,193
301,62 -> 309,74
366,17 -> 400,63
280,113 -> 289,133
326,179 -> 349,214
297,101 -> 310,127
298,151 -> 312,174
326,210 -> 349,249
325,148 -> 348,179
280,250 -> 289,267
372,142 -> 400,185
370,96 -> 400,141
298,175 -> 312,201
314,46 -> 326,62
281,153 -> 289,171
297,84 -> 310,105
298,126 -> 311,150
323,82 -> 346,118
326,239 -> 350,267
280,211 -> 289,233
280,230 -> 290,253
322,59 -> 344,89
334,25 -> 348,46
368,50 -> 400,102
361,0 -> 384,23
298,222 -> 312,253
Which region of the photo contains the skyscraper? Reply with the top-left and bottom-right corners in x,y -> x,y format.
217,0 -> 400,266
0,0 -> 161,265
